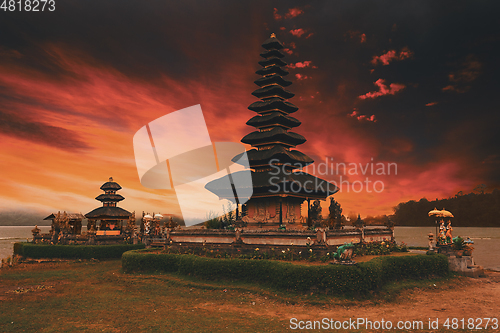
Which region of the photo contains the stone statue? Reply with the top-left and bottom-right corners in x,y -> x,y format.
446,221 -> 453,244
127,211 -> 136,233
328,198 -> 343,229
428,232 -> 434,251
438,220 -> 446,245
61,211 -> 70,234
310,200 -> 322,226
32,225 -> 41,242
333,243 -> 354,262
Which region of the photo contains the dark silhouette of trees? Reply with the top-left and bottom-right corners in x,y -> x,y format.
326,197 -> 343,229
392,189 -> 500,227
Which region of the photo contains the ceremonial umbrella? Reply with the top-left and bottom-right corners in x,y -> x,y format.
428,208 -> 454,218
428,208 -> 442,217
439,209 -> 454,218
428,208 -> 454,242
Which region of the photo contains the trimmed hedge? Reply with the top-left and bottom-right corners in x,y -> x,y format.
122,250 -> 449,295
14,243 -> 145,259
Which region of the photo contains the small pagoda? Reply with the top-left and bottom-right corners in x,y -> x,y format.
85,177 -> 132,232
206,34 -> 338,227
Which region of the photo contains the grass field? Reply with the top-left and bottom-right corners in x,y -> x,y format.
0,260 -> 291,332
1,257 -> 495,333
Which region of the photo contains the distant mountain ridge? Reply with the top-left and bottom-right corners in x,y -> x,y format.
0,210 -> 50,226
0,210 -> 186,227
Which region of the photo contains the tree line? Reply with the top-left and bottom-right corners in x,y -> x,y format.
392,189 -> 500,227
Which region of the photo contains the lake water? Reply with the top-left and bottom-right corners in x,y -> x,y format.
1,226 -> 499,271
394,226 -> 500,272
0,226 -> 52,266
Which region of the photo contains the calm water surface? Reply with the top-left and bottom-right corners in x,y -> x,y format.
394,226 -> 500,271
1,226 -> 499,271
0,226 -> 51,265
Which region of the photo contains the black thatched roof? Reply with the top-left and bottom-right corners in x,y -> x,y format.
248,98 -> 298,114
262,36 -> 284,50
252,85 -> 294,100
205,170 -> 338,201
95,194 -> 125,202
241,128 -> 306,146
85,206 -> 131,219
246,112 -> 301,129
256,65 -> 289,77
258,57 -> 287,68
100,181 -> 122,191
260,49 -> 284,59
254,74 -> 292,87
44,213 -> 85,220
233,146 -> 313,169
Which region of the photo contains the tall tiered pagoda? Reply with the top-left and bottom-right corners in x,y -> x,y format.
206,34 -> 337,227
85,177 -> 132,231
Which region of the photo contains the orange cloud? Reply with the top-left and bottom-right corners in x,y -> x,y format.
273,7 -> 305,20
425,101 -> 438,106
290,28 -> 306,37
348,110 -> 377,122
292,115 -> 476,218
358,79 -> 405,99
295,73 -> 310,80
273,8 -> 282,20
286,8 -> 304,19
371,47 -> 413,66
0,43 -> 255,217
288,61 -> 316,69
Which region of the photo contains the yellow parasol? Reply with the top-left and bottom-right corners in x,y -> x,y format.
428,208 -> 454,218
439,209 -> 454,218
428,208 -> 442,217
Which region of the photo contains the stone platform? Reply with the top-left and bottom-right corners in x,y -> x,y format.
437,246 -> 485,278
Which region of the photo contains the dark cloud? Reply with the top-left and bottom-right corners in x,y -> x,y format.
0,110 -> 90,151
0,0 -> 499,194
442,55 -> 482,93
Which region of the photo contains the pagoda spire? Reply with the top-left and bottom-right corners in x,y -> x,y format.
241,33 -> 313,172
96,177 -> 124,207
205,35 -> 337,227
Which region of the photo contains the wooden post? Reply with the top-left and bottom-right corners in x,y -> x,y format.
236,203 -> 239,220
307,198 -> 311,226
279,197 -> 283,225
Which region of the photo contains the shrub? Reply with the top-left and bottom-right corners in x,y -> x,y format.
122,251 -> 449,295
15,243 -> 145,259
13,242 -> 24,255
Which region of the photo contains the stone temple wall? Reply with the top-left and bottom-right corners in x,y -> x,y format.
144,227 -> 393,250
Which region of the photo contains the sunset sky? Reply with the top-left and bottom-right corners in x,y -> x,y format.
1,1 -> 499,222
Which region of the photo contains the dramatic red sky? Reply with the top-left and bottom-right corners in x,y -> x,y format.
0,1 -> 499,222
